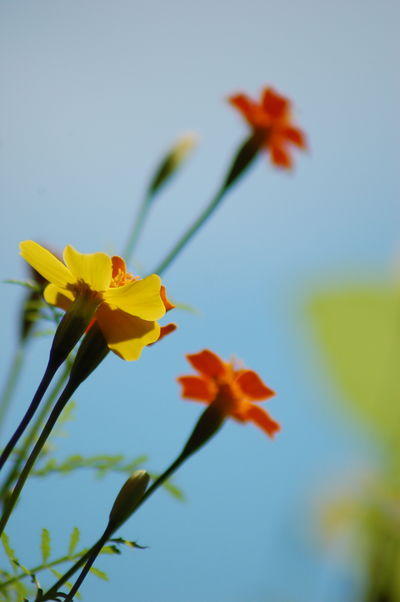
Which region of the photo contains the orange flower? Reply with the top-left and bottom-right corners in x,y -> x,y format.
177,349 -> 280,437
229,87 -> 307,169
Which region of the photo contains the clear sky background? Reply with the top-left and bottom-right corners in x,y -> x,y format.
0,1 -> 399,601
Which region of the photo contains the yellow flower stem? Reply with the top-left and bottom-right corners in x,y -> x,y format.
0,345 -> 25,436
0,326 -> 109,536
153,133 -> 261,275
0,380 -> 76,536
0,297 -> 95,472
0,361 -> 71,504
41,404 -> 225,600
0,360 -> 59,472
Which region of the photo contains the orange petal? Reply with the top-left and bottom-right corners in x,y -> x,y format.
177,375 -> 215,402
283,126 -> 307,149
270,144 -> 293,169
262,88 -> 289,118
157,322 -> 177,342
186,349 -> 227,379
160,285 -> 175,312
229,93 -> 258,122
111,255 -> 128,279
95,304 -> 160,361
235,370 -> 275,401
245,404 -> 280,437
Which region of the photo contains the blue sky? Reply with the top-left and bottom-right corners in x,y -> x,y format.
0,1 -> 399,600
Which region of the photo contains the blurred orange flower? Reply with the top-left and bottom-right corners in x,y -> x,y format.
229,87 -> 307,169
177,349 -> 280,437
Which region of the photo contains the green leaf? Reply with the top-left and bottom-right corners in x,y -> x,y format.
110,537 -> 147,550
40,528 -> 51,563
99,545 -> 121,555
68,527 -> 80,556
89,566 -> 109,581
1,533 -> 17,573
310,284 -> 400,456
3,279 -> 41,291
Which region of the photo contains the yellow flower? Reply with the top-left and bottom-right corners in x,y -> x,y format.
20,241 -> 171,361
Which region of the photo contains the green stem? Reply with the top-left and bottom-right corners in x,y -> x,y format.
0,361 -> 58,471
153,187 -> 225,275
0,381 -> 76,536
153,133 -> 260,276
0,549 -> 88,590
63,527 -> 112,601
123,195 -> 151,263
40,454 -> 188,600
0,362 -> 71,504
0,346 -> 25,435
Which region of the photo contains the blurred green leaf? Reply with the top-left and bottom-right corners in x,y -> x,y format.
40,529 -> 51,564
310,284 -> 400,454
89,566 -> 108,581
68,527 -> 80,556
1,533 -> 17,573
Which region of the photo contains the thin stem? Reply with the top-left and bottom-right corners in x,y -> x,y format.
0,380 -> 76,536
0,362 -> 71,503
41,453 -> 188,600
63,527 -> 112,601
0,361 -> 58,471
153,187 -> 225,275
152,132 -> 260,276
0,345 -> 25,435
123,195 -> 151,263
0,549 -> 88,590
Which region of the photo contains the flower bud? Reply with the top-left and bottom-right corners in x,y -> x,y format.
109,470 -> 150,529
147,131 -> 198,198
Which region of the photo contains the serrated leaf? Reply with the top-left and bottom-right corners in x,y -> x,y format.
41,528 -> 51,563
310,284 -> 400,456
68,527 -> 80,556
110,537 -> 147,550
99,545 -> 121,555
89,566 -> 109,581
1,533 -> 17,573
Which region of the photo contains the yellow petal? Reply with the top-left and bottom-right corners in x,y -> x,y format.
44,283 -> 75,311
103,274 -> 166,320
20,241 -> 75,289
63,245 -> 112,291
95,305 -> 160,360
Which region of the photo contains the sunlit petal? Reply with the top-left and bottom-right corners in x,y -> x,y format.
96,305 -> 160,361
20,241 -> 75,289
63,245 -> 112,290
103,274 -> 165,320
44,283 -> 74,311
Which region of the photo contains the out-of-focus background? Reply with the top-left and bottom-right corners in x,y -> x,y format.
1,1 -> 399,600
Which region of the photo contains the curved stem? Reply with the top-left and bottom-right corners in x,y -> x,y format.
0,361 -> 58,471
0,363 -> 71,503
0,380 -> 76,536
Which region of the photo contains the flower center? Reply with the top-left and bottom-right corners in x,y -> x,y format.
109,256 -> 139,288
